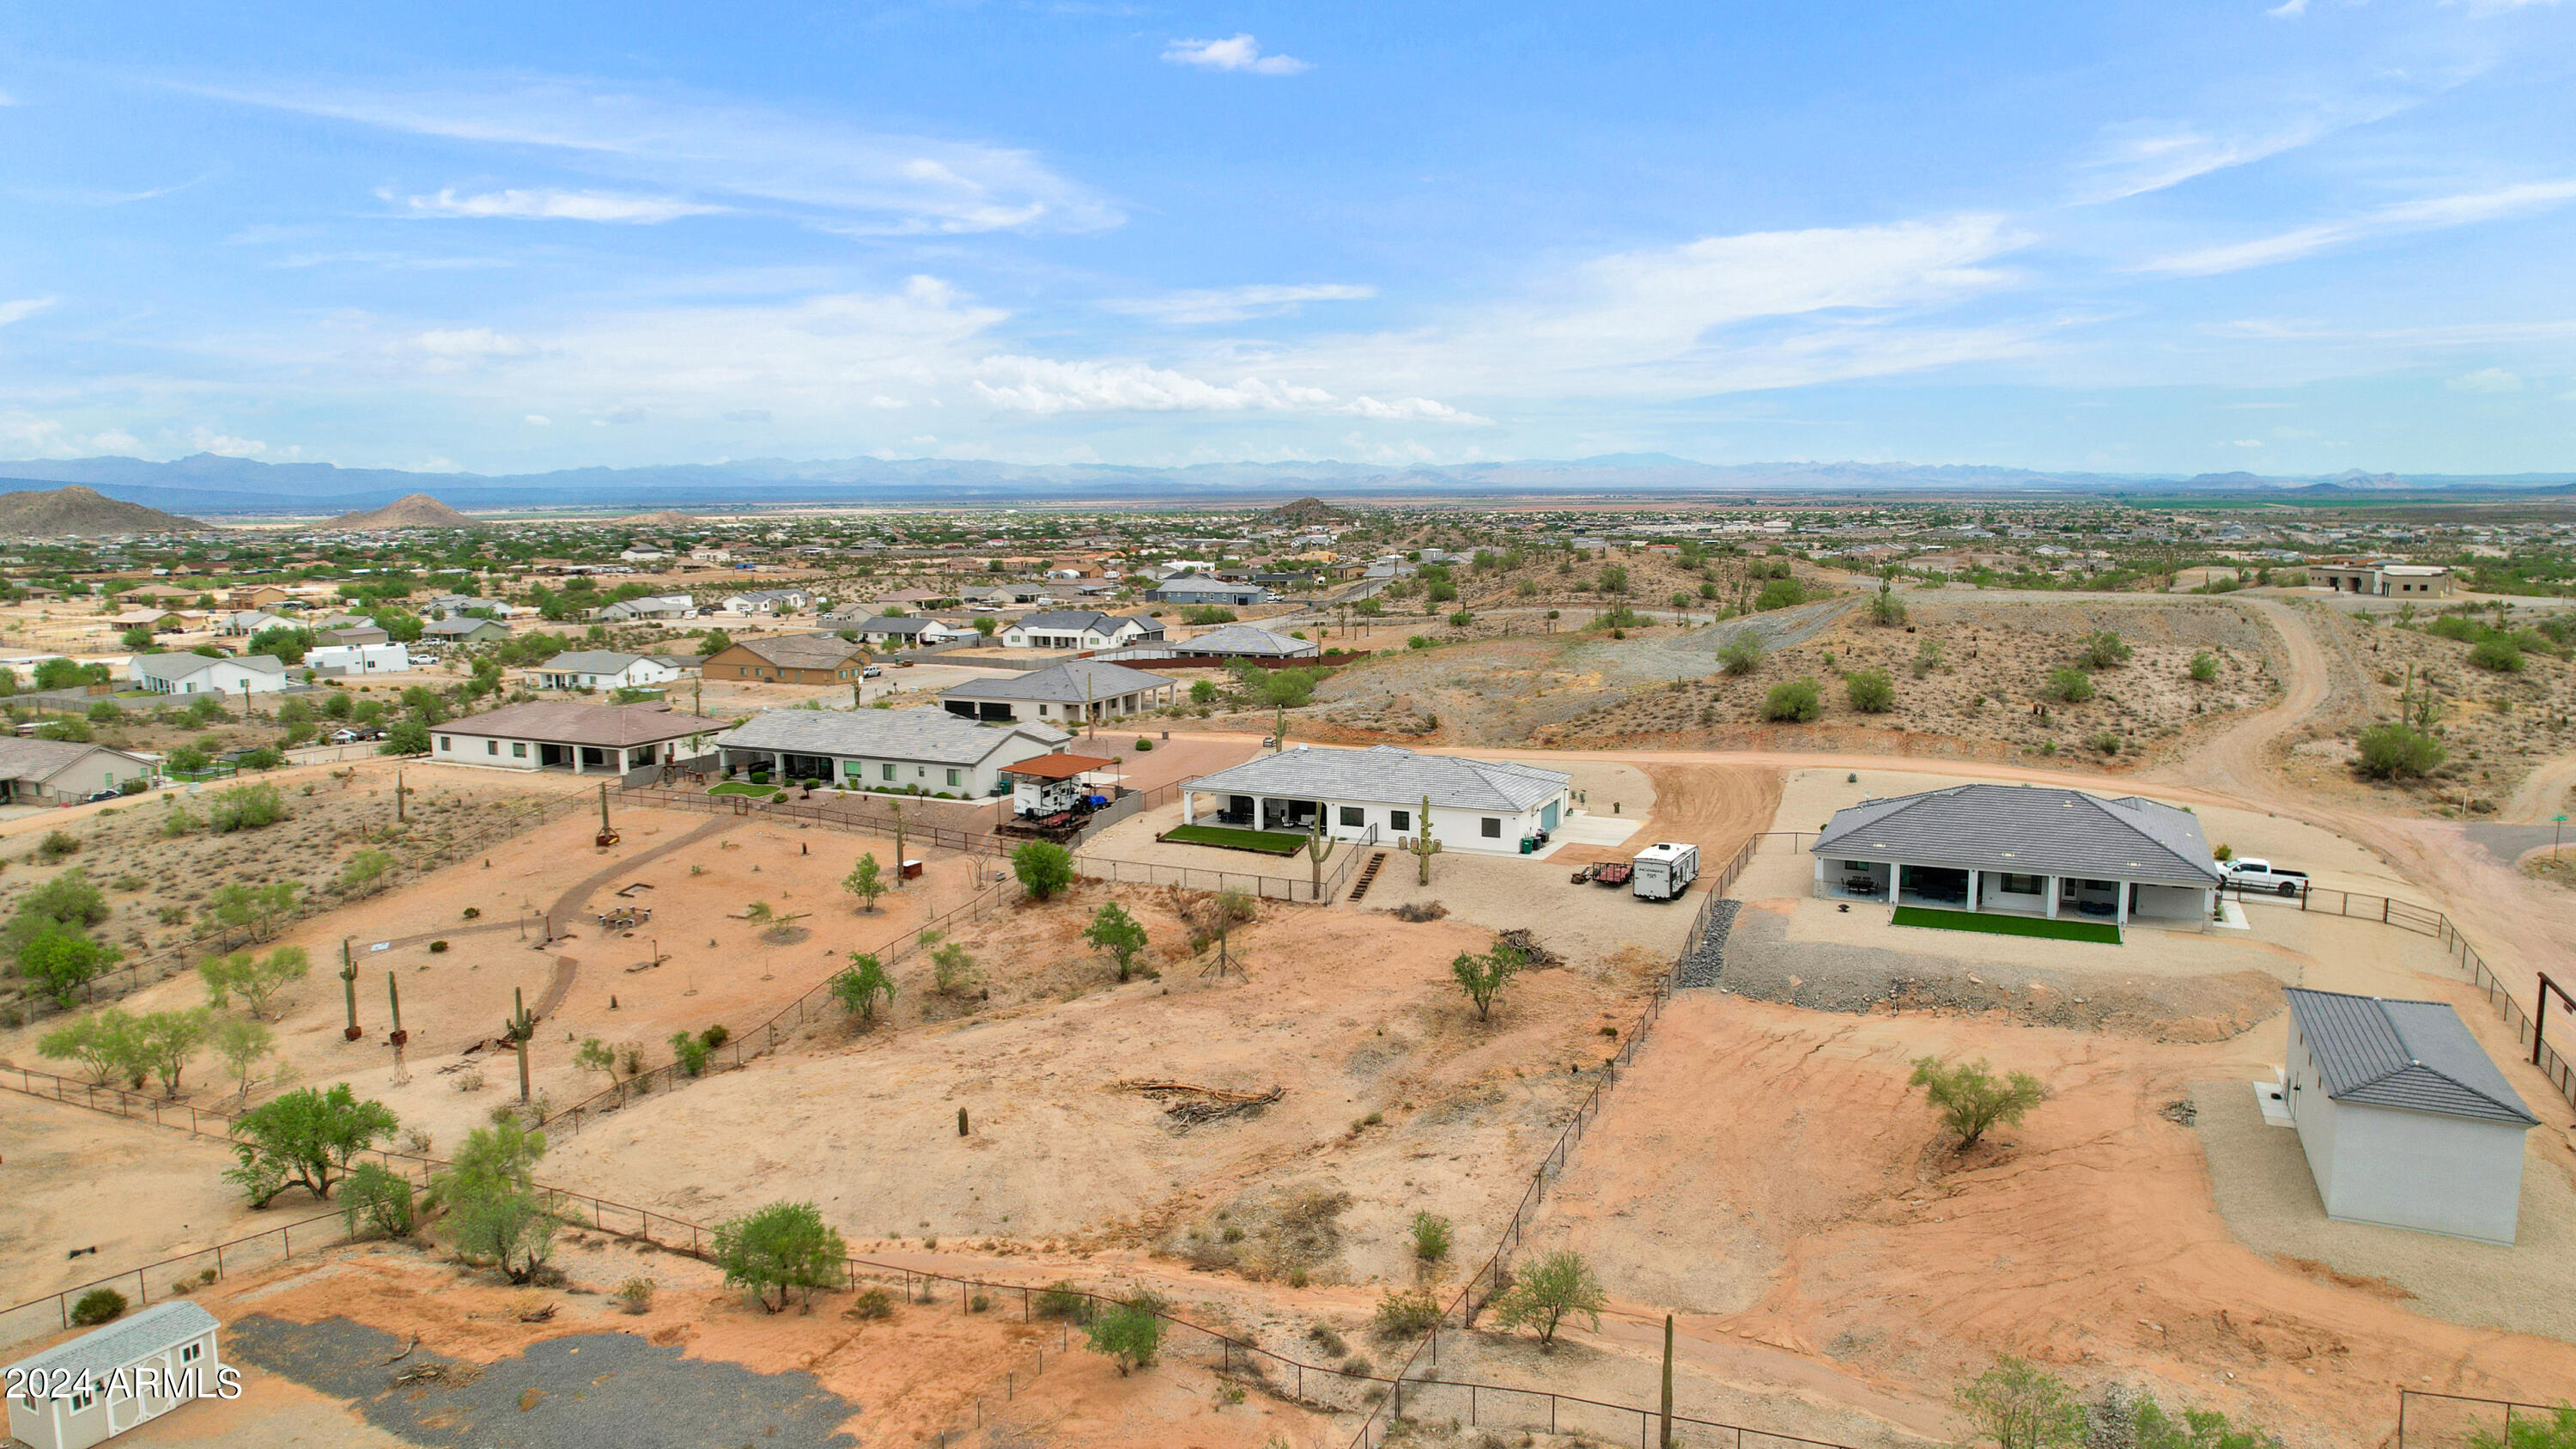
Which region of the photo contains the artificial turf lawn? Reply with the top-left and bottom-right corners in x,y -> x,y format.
1889,905 -> 2121,944
1160,824 -> 1311,855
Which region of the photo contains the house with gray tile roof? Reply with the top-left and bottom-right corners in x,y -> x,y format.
997,610 -> 1162,651
527,650 -> 682,692
127,651 -> 292,696
1808,782 -> 2221,928
719,708 -> 1068,797
432,701 -> 726,775
2281,987 -> 2537,1244
1180,744 -> 1571,854
939,661 -> 1176,726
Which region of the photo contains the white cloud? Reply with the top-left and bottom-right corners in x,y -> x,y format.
398,188 -> 726,224
972,356 -> 1482,421
1105,283 -> 1376,325
2269,0 -> 2308,15
2448,367 -> 2525,393
2078,120 -> 2333,203
525,414 -> 552,425
188,428 -> 269,458
0,298 -> 56,328
201,77 -> 1120,234
1162,35 -> 1310,75
411,327 -> 538,360
2142,178 -> 2576,274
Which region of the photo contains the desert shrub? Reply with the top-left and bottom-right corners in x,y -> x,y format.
1409,1211 -> 1451,1263
2046,667 -> 2093,703
35,830 -> 79,861
1012,840 -> 1075,901
2079,630 -> 2132,668
1754,577 -> 1805,611
206,783 -> 286,833
1760,677 -> 1822,722
2470,637 -> 2525,673
713,1201 -> 847,1312
670,1032 -> 713,1077
1716,632 -> 1765,675
70,1288 -> 127,1326
1133,736 -> 1153,752
1450,939 -> 1525,1022
1084,902 -> 1151,981
1370,1288 -> 1444,1337
2355,722 -> 2445,780
1084,1295 -> 1165,1375
830,954 -> 896,1020
340,1162 -> 418,1239
616,1277 -> 656,1314
1844,668 -> 1895,714
428,940 -> 449,953
1035,1281 -> 1097,1323
2187,651 -> 2219,682
2091,731 -> 2122,755
1308,1324 -> 1349,1357
2465,1403 -> 2576,1449
928,935 -> 979,996
1909,1056 -> 2047,1149
848,1288 -> 895,1320
1953,1356 -> 2086,1449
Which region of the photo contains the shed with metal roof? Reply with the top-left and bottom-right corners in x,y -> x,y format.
6,1300 -> 225,1449
2281,986 -> 2537,1244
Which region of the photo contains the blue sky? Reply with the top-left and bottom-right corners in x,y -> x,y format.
3,1 -> 2574,477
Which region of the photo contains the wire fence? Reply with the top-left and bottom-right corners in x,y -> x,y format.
2396,1388 -> 2573,1447
7,792 -> 591,1028
616,783 -> 1011,857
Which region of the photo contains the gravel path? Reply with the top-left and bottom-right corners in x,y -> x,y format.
225,1315 -> 863,1449
1673,898 -> 1739,989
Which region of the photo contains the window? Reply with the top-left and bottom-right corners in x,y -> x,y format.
2001,874 -> 2042,895
512,742 -> 527,758
437,736 -> 451,752
1389,809 -> 1410,831
1843,860 -> 1872,872
945,768 -> 962,788
1480,818 -> 1502,838
881,763 -> 896,781
1339,806 -> 1364,827
181,1341 -> 202,1364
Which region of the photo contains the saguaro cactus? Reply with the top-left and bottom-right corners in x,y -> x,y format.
501,987 -> 536,1102
339,938 -> 361,1041
1406,794 -> 1443,886
1303,822 -> 1334,899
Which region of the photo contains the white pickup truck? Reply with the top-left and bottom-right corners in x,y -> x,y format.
2221,858 -> 2310,897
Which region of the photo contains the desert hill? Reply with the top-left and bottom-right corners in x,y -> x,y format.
0,482 -> 212,536
1265,496 -> 1354,526
326,493 -> 479,529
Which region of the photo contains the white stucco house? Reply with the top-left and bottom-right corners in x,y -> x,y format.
1808,782 -> 2222,930
126,653 -> 292,697
595,594 -> 696,622
527,650 -> 682,692
1179,745 -> 1572,854
718,707 -> 1069,796
306,642 -> 413,677
0,738 -> 155,805
719,588 -> 814,616
2281,988 -> 2537,1244
938,660 -> 1176,726
6,1300 -> 226,1449
998,610 -> 1162,651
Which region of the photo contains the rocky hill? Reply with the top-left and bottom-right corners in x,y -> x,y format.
326,493 -> 479,529
1264,496 -> 1354,527
0,482 -> 213,536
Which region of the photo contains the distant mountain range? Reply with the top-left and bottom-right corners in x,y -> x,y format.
0,453 -> 2570,516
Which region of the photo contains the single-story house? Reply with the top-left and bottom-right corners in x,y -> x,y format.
421,617 -> 512,645
998,610 -> 1162,651
847,615 -> 969,648
128,652 -> 291,696
702,633 -> 871,685
225,584 -> 294,608
1172,624 -> 1319,660
1148,575 -> 1274,607
2282,987 -> 2537,1244
939,660 -> 1176,725
307,642 -> 413,677
108,608 -> 186,633
321,624 -> 390,648
431,701 -> 726,775
528,650 -> 682,692
596,594 -> 696,622
2312,563 -> 2451,597
0,738 -> 155,805
719,708 -> 1069,796
5,1300 -> 224,1449
215,610 -> 287,637
1180,744 -> 1573,854
1808,782 -> 2221,928
719,588 -> 814,616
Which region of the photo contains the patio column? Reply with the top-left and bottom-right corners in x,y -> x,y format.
1965,868 -> 1980,913
1182,788 -> 1196,825
1250,794 -> 1266,830
2044,877 -> 2059,920
2115,880 -> 2130,925
1892,861 -> 1908,902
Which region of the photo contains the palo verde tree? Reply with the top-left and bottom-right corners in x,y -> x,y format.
1450,937 -> 1528,1023
712,1201 -> 848,1312
1083,901 -> 1150,981
830,952 -> 896,1020
1909,1056 -> 2048,1150
1012,839 -> 1076,900
226,1083 -> 400,1207
1951,1356 -> 2087,1449
841,852 -> 887,913
1490,1250 -> 1606,1348
199,946 -> 312,1020
1084,1293 -> 1166,1376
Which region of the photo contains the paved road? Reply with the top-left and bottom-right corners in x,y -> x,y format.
2464,824 -> 2573,868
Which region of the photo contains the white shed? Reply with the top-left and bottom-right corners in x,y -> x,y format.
6,1300 -> 228,1449
2281,987 -> 2538,1245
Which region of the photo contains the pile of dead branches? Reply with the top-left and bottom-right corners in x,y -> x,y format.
1495,928 -> 1563,969
1115,1079 -> 1285,1130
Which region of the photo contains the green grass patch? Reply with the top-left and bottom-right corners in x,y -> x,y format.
1160,824 -> 1311,855
709,782 -> 781,798
1889,905 -> 2121,945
